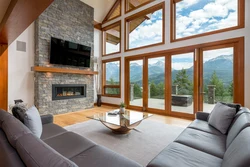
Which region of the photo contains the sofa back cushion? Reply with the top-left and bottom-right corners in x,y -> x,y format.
222,127 -> 250,167
0,110 -> 31,148
0,129 -> 25,167
24,106 -> 43,138
16,133 -> 78,167
226,112 -> 250,148
208,102 -> 236,134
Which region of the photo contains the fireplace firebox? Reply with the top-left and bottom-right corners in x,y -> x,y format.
52,84 -> 86,100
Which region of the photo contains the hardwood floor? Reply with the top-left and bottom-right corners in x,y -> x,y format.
54,105 -> 192,128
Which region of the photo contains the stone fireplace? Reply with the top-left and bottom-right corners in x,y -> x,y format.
34,0 -> 94,115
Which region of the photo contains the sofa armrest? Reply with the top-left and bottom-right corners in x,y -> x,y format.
196,112 -> 209,121
40,114 -> 53,125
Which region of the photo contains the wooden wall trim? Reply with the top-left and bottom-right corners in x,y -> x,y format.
0,45 -> 8,111
0,0 -> 54,45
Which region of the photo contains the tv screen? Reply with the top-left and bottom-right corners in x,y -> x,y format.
50,37 -> 91,67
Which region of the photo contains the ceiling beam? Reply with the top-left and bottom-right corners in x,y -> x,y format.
102,0 -> 120,23
0,0 -> 54,45
93,20 -> 102,31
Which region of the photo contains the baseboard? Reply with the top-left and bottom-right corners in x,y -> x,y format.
100,102 -> 119,108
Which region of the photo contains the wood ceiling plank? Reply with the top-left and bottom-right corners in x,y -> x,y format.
0,0 -> 54,45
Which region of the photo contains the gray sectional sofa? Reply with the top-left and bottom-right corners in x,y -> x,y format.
147,107 -> 250,167
0,109 -> 142,167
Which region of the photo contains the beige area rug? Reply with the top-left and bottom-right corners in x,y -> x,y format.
65,119 -> 184,166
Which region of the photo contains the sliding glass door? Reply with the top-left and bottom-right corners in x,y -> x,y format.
200,45 -> 234,113
171,52 -> 195,115
125,38 -> 244,119
148,57 -> 165,110
128,59 -> 144,108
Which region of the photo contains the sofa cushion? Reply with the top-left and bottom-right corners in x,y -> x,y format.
175,128 -> 226,158
1,113 -> 31,148
41,123 -> 67,140
188,119 -> 222,135
147,142 -> 222,167
208,102 -> 236,134
11,103 -> 27,123
70,145 -> 142,167
226,112 -> 250,148
16,133 -> 78,167
0,129 -> 25,167
43,132 -> 96,159
24,106 -> 43,138
222,128 -> 250,167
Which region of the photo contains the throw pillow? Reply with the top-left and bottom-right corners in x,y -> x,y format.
208,102 -> 236,134
24,106 -> 42,138
12,103 -> 27,123
219,102 -> 241,113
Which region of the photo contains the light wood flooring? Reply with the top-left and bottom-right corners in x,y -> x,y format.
54,105 -> 192,128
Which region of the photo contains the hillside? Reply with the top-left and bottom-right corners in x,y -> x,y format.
106,55 -> 233,86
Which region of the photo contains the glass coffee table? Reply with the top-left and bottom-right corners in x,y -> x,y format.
87,109 -> 153,134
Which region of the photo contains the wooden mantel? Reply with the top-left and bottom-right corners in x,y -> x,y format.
31,66 -> 98,75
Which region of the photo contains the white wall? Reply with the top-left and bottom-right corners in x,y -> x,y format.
94,29 -> 102,102
8,23 -> 35,108
99,0 -> 250,108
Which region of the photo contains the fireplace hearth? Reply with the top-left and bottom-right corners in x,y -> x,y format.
52,84 -> 86,100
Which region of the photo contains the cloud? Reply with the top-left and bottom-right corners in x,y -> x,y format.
129,9 -> 163,49
176,0 -> 238,38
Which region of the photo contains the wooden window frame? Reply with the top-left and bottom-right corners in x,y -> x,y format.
102,0 -> 122,24
125,2 -> 165,52
170,0 -> 245,42
125,0 -> 155,14
102,57 -> 121,98
124,37 -> 244,119
102,21 -> 121,56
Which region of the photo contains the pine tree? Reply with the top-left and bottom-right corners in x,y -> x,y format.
133,83 -> 142,98
173,69 -> 192,95
209,71 -> 225,100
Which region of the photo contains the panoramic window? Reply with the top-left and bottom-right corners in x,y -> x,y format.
125,0 -> 154,13
173,0 -> 243,40
125,2 -> 164,50
102,0 -> 121,23
102,58 -> 121,97
103,21 -> 121,56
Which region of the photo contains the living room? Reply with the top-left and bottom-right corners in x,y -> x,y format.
0,0 -> 250,166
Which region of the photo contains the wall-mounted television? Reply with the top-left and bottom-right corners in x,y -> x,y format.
50,37 -> 91,67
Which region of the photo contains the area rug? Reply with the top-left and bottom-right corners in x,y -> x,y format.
65,119 -> 184,166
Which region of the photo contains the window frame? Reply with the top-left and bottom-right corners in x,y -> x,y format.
125,0 -> 155,14
171,0 -> 245,42
102,21 -> 121,56
125,2 -> 165,52
102,57 -> 121,98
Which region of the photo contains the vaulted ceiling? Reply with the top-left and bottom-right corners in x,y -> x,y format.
80,0 -> 116,23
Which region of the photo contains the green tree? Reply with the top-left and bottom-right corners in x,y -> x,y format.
173,69 -> 192,95
150,82 -> 158,97
106,78 -> 119,95
228,81 -> 233,97
209,71 -> 225,100
133,83 -> 142,98
157,82 -> 164,98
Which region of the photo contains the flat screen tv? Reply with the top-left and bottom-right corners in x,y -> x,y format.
50,37 -> 91,67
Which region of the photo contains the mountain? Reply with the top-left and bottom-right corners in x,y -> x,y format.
106,55 -> 233,86
105,62 -> 120,82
